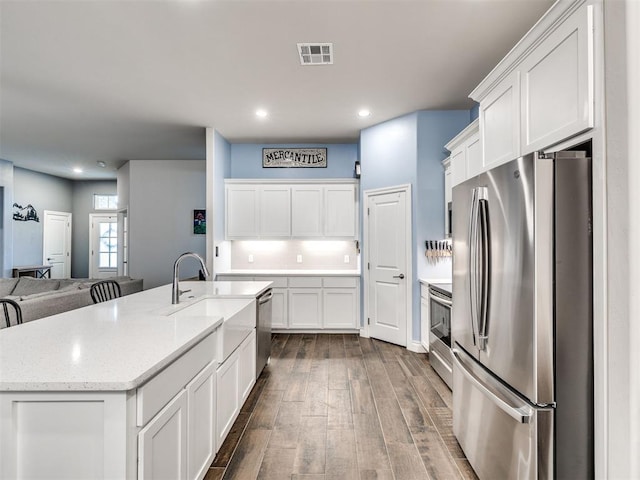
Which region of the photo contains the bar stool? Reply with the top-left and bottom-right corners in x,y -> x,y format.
90,280 -> 122,304
1,299 -> 23,328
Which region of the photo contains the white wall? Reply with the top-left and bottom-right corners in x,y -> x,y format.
0,160 -> 14,278
127,160 -> 206,289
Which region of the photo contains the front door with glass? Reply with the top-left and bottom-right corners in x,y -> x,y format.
89,214 -> 118,279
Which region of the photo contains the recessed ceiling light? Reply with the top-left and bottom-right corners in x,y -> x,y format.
97,161 -> 107,168
73,167 -> 83,174
256,109 -> 268,118
358,109 -> 371,118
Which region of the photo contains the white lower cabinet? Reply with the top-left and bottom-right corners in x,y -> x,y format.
322,277 -> 359,329
238,330 -> 257,404
187,362 -> 217,480
216,330 -> 256,449
216,346 -> 240,448
323,288 -> 357,328
216,275 -> 360,330
137,333 -> 219,480
420,285 -> 430,352
138,390 -> 188,480
270,287 -> 288,328
289,288 -> 322,328
260,276 -> 288,329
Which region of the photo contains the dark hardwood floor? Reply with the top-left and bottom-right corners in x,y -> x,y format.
204,334 -> 478,480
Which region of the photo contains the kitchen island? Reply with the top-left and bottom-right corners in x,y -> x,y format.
0,280 -> 271,480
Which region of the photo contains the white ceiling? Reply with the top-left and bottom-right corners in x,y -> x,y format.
0,0 -> 553,180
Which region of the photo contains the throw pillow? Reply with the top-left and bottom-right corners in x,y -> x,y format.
0,279 -> 20,297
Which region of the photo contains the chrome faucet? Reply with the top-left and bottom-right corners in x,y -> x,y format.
172,252 -> 210,304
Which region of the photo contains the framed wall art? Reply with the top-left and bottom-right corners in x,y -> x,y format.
193,209 -> 206,234
263,148 -> 327,168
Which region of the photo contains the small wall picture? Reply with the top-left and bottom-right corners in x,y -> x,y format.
12,203 -> 40,222
193,209 -> 206,235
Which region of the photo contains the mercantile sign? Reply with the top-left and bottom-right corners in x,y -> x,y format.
262,148 -> 327,168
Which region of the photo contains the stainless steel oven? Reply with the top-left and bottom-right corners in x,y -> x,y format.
428,283 -> 453,389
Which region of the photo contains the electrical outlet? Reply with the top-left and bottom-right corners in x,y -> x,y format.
296,254 -> 303,263
344,255 -> 350,263
248,254 -> 254,263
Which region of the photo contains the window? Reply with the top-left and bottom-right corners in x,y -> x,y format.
94,194 -> 118,210
99,222 -> 118,268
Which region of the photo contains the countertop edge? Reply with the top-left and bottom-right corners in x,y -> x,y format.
419,278 -> 452,285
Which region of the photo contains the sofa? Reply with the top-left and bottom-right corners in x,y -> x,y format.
0,276 -> 143,327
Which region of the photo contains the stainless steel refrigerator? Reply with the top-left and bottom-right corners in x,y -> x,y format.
452,151 -> 593,479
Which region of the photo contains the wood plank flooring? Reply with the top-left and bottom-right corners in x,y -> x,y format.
204,334 -> 478,480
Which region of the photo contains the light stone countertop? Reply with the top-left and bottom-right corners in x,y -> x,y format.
216,269 -> 361,277
0,281 -> 271,392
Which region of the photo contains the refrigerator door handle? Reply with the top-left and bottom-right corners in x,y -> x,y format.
468,188 -> 480,346
477,188 -> 490,351
452,348 -> 533,424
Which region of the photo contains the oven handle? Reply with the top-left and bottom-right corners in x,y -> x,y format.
429,290 -> 452,307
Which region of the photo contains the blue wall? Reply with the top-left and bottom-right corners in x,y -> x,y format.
416,110 -> 470,281
359,113 -> 419,191
360,110 -> 469,343
13,168 -> 74,267
230,144 -> 358,179
470,103 -> 480,122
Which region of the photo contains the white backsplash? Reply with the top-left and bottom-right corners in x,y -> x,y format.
229,240 -> 359,270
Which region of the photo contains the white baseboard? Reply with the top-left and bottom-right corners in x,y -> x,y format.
272,329 -> 360,335
407,341 -> 426,354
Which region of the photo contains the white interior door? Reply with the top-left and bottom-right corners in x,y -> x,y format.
366,187 -> 411,347
89,214 -> 118,279
43,210 -> 72,279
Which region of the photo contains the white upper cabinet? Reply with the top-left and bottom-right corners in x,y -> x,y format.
520,4 -> 594,153
457,0 -> 596,180
226,185 -> 259,238
225,180 -> 359,240
445,119 -> 479,187
291,185 -> 324,237
443,157 -> 452,236
259,185 -> 291,237
449,147 -> 466,187
324,184 -> 356,238
465,129 -> 482,178
479,71 -> 521,170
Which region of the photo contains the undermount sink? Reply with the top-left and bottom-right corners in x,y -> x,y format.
170,297 -> 256,363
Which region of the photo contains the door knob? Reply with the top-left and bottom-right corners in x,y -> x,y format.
393,273 -> 405,279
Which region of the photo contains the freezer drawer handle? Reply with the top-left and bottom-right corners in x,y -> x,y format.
452,349 -> 533,424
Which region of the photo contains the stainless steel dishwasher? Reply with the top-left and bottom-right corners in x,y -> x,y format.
256,288 -> 273,378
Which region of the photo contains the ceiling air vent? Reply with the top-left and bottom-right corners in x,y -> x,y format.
297,43 -> 333,65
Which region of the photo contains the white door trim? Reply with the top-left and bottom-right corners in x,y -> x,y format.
362,184 -> 413,349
